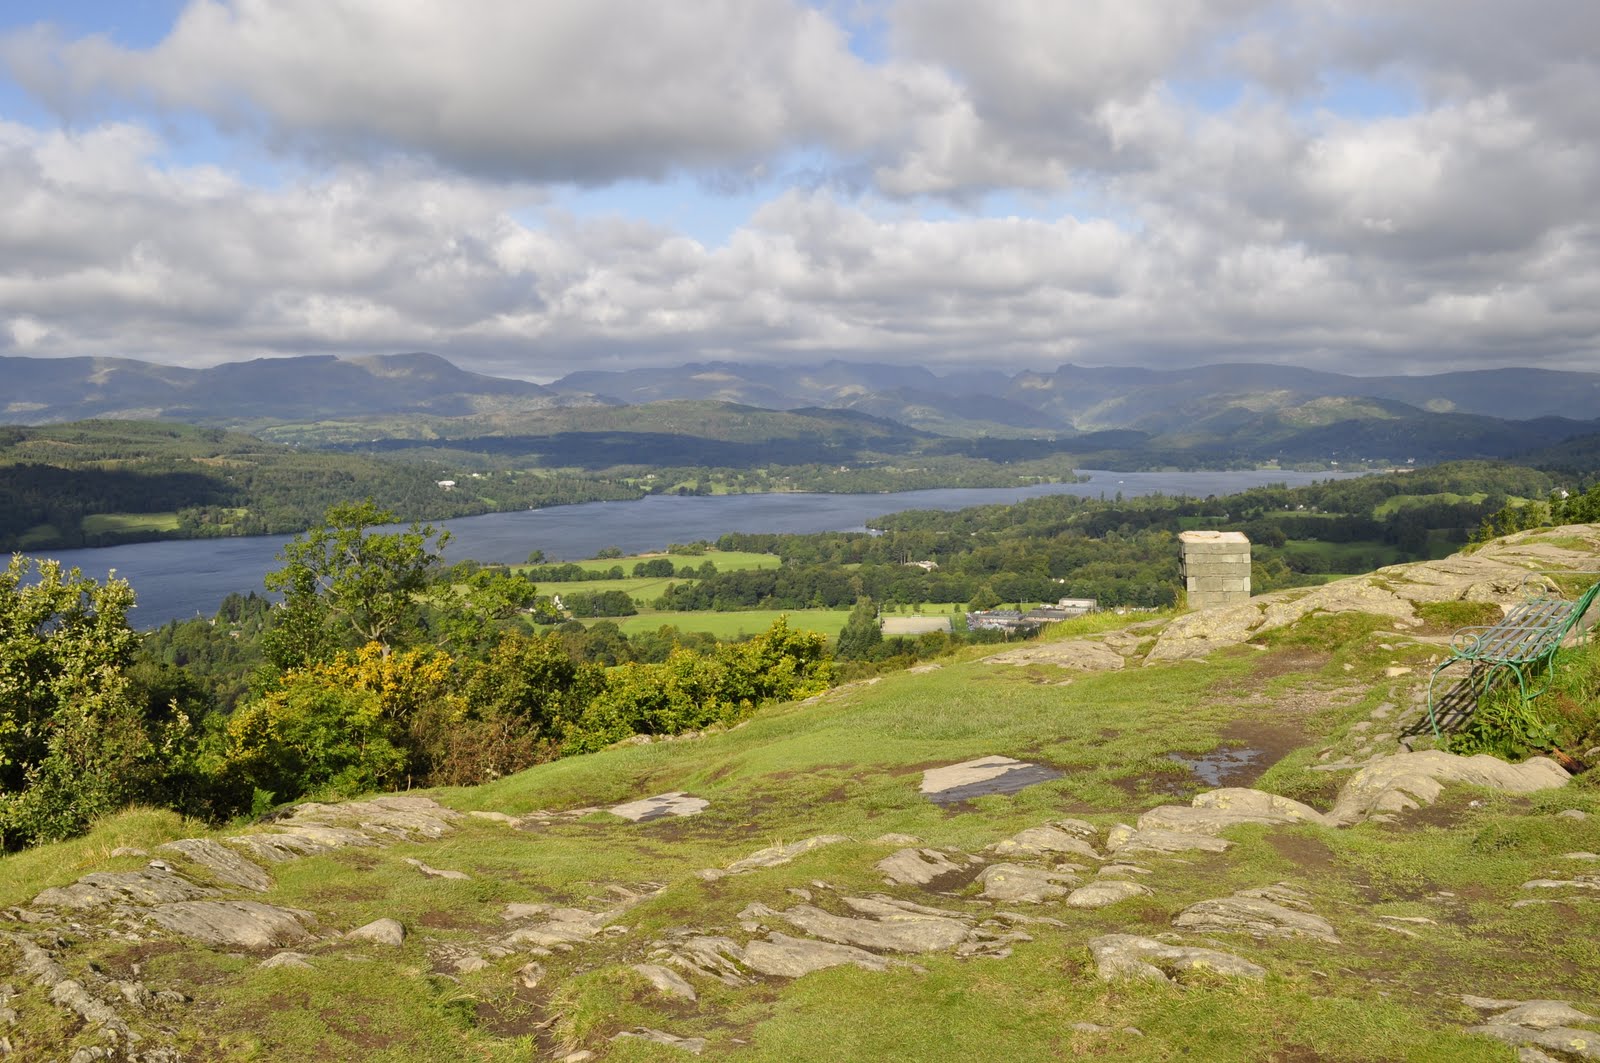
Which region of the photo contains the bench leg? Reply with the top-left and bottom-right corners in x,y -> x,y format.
1426,658 -> 1462,741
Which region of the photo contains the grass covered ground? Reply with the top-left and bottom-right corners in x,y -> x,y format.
80,511 -> 183,535
4,589 -> 1599,1060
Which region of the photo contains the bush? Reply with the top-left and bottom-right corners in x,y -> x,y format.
225,645 -> 453,801
564,618 -> 832,753
0,557 -> 179,848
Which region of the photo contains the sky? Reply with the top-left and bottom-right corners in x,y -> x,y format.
1,1 -> 1597,382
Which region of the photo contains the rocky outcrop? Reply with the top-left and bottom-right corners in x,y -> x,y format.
977,863 -> 1080,903
143,901 -> 316,949
992,823 -> 1102,861
877,847 -> 968,886
1173,885 -> 1339,943
32,868 -> 216,911
1463,995 -> 1600,1060
703,835 -> 851,880
985,639 -> 1126,671
1087,934 -> 1266,983
155,840 -> 273,892
1066,880 -> 1152,909
631,963 -> 697,1001
1326,750 -> 1571,826
1148,524 -> 1600,661
1106,825 -> 1231,856
347,918 -> 406,947
1137,792 -> 1327,835
739,933 -> 891,977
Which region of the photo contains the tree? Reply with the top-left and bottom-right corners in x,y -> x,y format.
431,565 -> 541,654
968,584 -> 1002,611
0,557 -> 170,848
835,597 -> 884,661
264,501 -> 450,661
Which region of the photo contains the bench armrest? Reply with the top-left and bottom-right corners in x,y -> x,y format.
1449,626 -> 1496,657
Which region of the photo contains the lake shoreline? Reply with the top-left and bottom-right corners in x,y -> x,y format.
34,469 -> 1357,629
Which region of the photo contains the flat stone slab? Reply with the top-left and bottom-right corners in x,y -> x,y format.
985,639 -> 1126,671
144,900 -> 315,948
1088,933 -> 1266,983
403,858 -> 470,881
632,963 -> 697,1000
740,932 -> 890,978
33,867 -> 216,910
611,1028 -> 706,1055
878,847 -> 966,887
609,792 -> 709,822
992,825 -> 1101,861
1107,826 -> 1231,856
921,756 -> 1063,805
751,900 -> 972,954
717,835 -> 850,877
978,863 -> 1079,903
1067,880 -> 1152,909
1173,888 -> 1339,943
158,839 -> 273,892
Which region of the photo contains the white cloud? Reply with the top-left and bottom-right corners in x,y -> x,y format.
1,1 -> 1598,377
2,0 -> 913,183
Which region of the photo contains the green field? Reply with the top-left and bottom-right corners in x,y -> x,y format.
15,523 -> 64,549
1371,490 -> 1495,518
80,511 -> 183,535
520,549 -> 786,612
1274,533 -> 1457,576
554,576 -> 689,602
517,549 -> 780,576
591,608 -> 855,640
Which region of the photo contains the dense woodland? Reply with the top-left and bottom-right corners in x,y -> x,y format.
0,421 -> 640,551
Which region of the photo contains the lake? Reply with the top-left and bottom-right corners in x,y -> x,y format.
35,469 -> 1351,628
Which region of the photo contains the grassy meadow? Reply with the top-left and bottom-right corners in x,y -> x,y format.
6,594 -> 1599,1060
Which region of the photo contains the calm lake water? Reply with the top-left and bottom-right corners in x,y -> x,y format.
37,469 -> 1351,628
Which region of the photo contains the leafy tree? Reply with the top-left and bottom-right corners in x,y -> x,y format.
564,618 -> 831,753
433,634 -> 603,784
430,565 -> 541,654
0,557 -> 174,847
835,597 -> 884,661
263,500 -> 450,662
968,584 -> 1002,611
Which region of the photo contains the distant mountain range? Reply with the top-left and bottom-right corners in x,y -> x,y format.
1,352 -> 568,424
6,352 -> 1600,468
555,360 -> 1600,432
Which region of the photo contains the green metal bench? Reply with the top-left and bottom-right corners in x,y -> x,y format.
1426,574 -> 1600,741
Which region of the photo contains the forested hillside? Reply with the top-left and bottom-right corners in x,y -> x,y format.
0,421 -> 638,551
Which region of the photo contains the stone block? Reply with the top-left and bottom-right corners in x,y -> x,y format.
1179,531 -> 1250,611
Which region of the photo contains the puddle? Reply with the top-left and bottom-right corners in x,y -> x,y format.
1167,747 -> 1264,787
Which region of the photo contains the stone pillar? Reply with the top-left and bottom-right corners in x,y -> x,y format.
1179,531 -> 1251,610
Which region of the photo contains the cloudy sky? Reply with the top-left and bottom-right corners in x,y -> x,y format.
1,1 -> 1597,381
